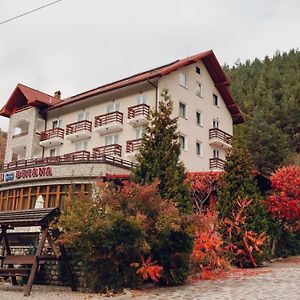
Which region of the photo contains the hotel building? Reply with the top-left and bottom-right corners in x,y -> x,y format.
0,50 -> 243,211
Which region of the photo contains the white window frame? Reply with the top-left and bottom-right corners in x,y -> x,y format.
105,134 -> 119,146
75,140 -> 88,152
135,127 -> 145,140
196,141 -> 203,157
179,134 -> 187,151
137,93 -> 148,105
107,101 -> 120,113
77,110 -> 90,122
49,148 -> 59,157
213,94 -> 219,107
196,82 -> 203,98
179,102 -> 187,119
196,111 -> 203,127
213,149 -> 219,158
52,119 -> 61,129
213,118 -> 220,129
179,73 -> 187,88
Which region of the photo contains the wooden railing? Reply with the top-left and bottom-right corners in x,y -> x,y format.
126,139 -> 142,152
0,152 -> 135,171
93,144 -> 122,157
12,132 -> 28,139
128,104 -> 150,119
40,128 -> 64,141
209,158 -> 225,170
66,120 -> 92,135
209,128 -> 232,145
95,112 -> 123,127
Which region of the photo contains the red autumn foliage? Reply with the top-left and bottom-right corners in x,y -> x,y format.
131,254 -> 163,283
223,197 -> 267,268
266,166 -> 300,232
192,210 -> 229,279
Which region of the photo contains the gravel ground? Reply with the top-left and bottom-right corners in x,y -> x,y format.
0,256 -> 299,300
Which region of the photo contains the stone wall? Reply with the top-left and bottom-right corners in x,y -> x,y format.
0,246 -> 86,290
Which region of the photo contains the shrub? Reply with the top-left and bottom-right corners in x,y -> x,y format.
57,181 -> 193,292
265,166 -> 300,256
191,210 -> 229,279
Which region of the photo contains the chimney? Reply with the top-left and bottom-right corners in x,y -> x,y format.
54,90 -> 61,99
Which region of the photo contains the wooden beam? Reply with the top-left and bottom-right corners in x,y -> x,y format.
45,186 -> 50,208
55,185 -> 61,208
24,226 -> 49,296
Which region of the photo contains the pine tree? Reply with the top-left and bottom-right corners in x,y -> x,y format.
132,90 -> 192,214
217,145 -> 268,234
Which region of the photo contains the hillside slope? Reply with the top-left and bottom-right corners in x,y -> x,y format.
225,49 -> 300,174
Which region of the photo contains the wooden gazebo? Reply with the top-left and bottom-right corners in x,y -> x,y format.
0,208 -> 76,296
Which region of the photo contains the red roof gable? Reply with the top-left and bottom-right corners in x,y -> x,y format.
48,50 -> 244,124
0,84 -> 61,118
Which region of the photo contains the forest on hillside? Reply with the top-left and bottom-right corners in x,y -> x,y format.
224,49 -> 300,175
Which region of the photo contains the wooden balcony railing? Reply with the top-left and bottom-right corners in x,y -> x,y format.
95,111 -> 123,127
209,158 -> 225,170
63,150 -> 91,160
209,128 -> 232,145
93,144 -> 122,157
0,153 -> 135,171
66,120 -> 92,135
126,139 -> 142,153
128,104 -> 150,119
12,132 -> 28,139
40,128 -> 64,141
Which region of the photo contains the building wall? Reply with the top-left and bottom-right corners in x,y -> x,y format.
158,61 -> 233,171
45,82 -> 157,158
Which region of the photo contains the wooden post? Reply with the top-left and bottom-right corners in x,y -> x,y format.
24,226 -> 49,296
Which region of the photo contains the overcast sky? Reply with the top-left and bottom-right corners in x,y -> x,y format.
0,0 -> 299,130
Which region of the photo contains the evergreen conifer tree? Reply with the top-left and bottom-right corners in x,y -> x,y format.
132,90 -> 192,214
217,145 -> 268,234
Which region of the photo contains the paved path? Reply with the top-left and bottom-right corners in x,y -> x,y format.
0,256 -> 299,300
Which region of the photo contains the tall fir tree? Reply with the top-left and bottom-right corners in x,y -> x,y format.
132,90 -> 192,214
217,145 -> 268,234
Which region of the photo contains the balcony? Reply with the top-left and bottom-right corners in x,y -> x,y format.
12,132 -> 28,139
93,144 -> 122,157
39,128 -> 64,147
209,128 -> 232,149
63,150 -> 91,160
209,158 -> 225,170
126,139 -> 142,161
127,104 -> 149,127
65,120 -> 92,142
94,112 -> 123,135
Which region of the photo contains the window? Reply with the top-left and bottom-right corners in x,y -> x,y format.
196,111 -> 203,127
179,102 -> 187,119
213,94 -> 218,106
179,73 -> 187,88
75,140 -> 88,152
213,118 -> 219,129
196,141 -> 203,156
196,66 -> 201,74
179,135 -> 187,151
213,149 -> 219,158
105,134 -> 119,145
107,101 -> 120,113
52,119 -> 61,129
49,148 -> 58,157
137,93 -> 148,105
77,110 -> 90,121
135,128 -> 145,139
196,82 -> 202,97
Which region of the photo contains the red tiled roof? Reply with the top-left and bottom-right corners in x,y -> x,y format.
48,50 -> 244,124
0,83 -> 61,117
